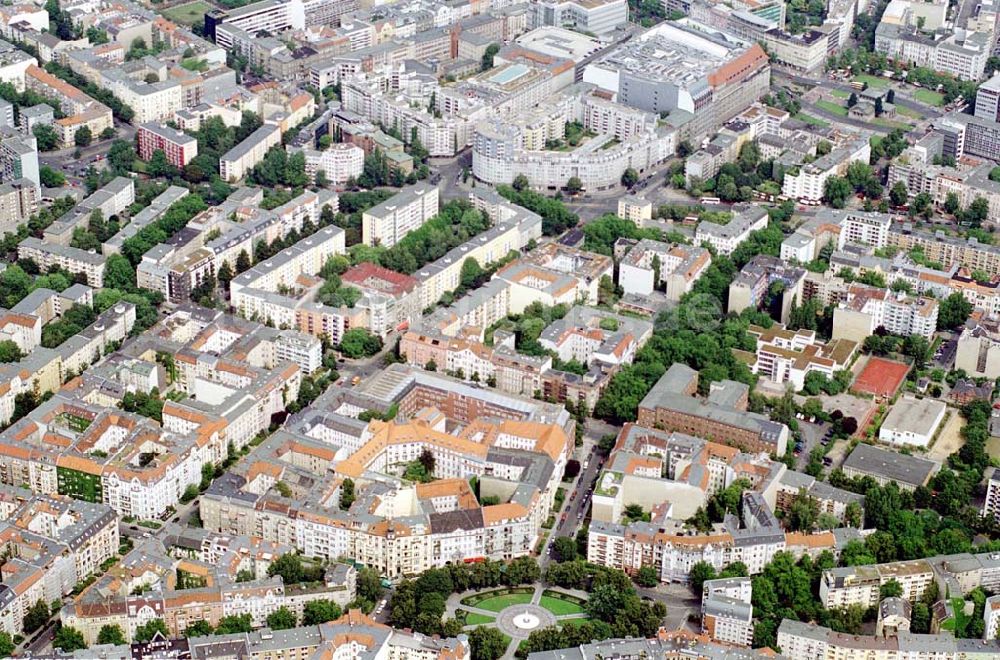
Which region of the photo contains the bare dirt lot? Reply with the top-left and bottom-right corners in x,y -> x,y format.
927,411 -> 965,462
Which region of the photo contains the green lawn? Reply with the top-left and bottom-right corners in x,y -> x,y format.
816,99 -> 848,116
559,617 -> 592,627
540,595 -> 586,616
465,611 -> 496,625
913,89 -> 945,106
854,74 -> 889,88
794,112 -> 830,127
873,118 -> 914,131
161,0 -> 215,24
830,89 -> 850,99
471,593 -> 534,612
895,105 -> 922,119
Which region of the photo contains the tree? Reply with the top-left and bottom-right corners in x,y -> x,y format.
565,176 -> 583,195
23,598 -> 50,633
787,491 -> 820,531
104,254 -> 136,291
963,197 -> 990,227
40,165 -> 65,188
512,173 -> 529,191
340,477 -> 355,510
880,579 -> 903,599
418,447 -> 435,475
74,126 -> 92,147
266,607 -> 297,630
97,624 -> 126,645
108,139 -> 137,175
33,123 -> 59,151
481,43 -> 500,72
823,176 -> 852,208
236,250 -> 252,273
889,180 -> 908,207
184,620 -> 213,637
339,328 -> 382,358
53,625 -> 87,652
635,565 -> 659,587
847,92 -> 858,107
460,257 -> 484,290
621,168 -> 639,188
0,340 -> 23,363
303,600 -> 343,625
470,626 -> 508,660
268,553 -> 305,584
552,536 -> 578,562
214,614 -> 253,635
938,292 -> 973,330
689,561 -> 717,594
945,192 -> 961,215
133,619 -> 168,643
0,631 -> 13,657
101,126 -> 115,140
217,261 -> 234,285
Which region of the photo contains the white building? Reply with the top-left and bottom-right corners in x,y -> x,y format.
878,395 -> 946,448
362,184 -> 439,248
695,204 -> 769,256
299,143 -> 364,185
220,124 -> 282,182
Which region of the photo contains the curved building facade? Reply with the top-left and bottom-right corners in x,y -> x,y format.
472,118 -> 675,191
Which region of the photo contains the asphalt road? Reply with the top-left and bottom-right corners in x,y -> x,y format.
22,622 -> 56,656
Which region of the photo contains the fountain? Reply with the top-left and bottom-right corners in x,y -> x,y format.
512,611 -> 541,630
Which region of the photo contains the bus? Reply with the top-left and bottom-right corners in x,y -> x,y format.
699,196 -> 721,205
849,80 -> 867,91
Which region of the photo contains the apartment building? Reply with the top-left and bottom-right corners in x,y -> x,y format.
201,382 -> 571,576
0,487 -> 118,637
341,262 -> 420,335
618,239 -> 711,300
588,491 -> 836,583
832,285 -> 939,343
63,530 -> 356,644
298,143 -> 364,184
219,123 -> 282,182
528,631 -> 782,660
782,134 -> 872,202
24,65 -> 113,148
956,319 -> 1000,378
745,323 -> 857,391
18,237 -> 106,287
362,184 -> 439,248
637,363 -> 789,456
778,619 -> 1000,659
229,226 -> 353,340
137,122 -> 198,167
695,204 -> 769,256
728,256 -> 807,325
43,176 -> 135,246
701,577 -> 753,647
975,72 -> 1000,122
0,130 -> 39,195
982,469 -> 1000,523
0,178 -> 37,228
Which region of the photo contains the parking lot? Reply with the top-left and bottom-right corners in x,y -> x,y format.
793,417 -> 833,470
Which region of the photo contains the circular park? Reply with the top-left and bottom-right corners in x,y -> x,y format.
453,588 -> 589,640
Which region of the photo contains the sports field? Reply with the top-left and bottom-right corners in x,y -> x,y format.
162,0 -> 214,25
